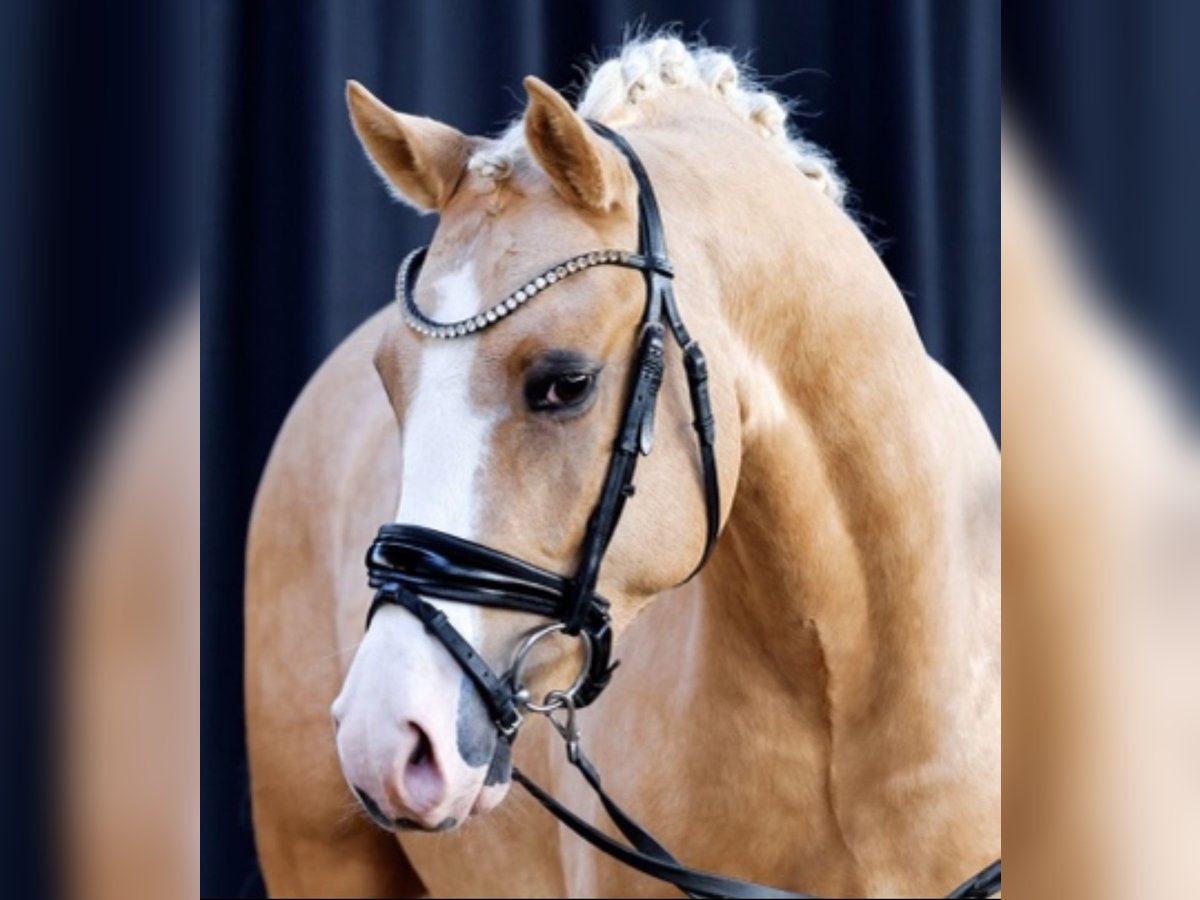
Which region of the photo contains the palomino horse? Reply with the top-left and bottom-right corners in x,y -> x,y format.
246,37 -> 1000,898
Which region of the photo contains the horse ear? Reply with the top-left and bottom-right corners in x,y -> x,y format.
346,80 -> 471,212
522,76 -> 629,211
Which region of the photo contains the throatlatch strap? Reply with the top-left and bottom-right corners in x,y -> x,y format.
680,338 -> 720,577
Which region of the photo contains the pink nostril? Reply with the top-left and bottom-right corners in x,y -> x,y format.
386,722 -> 446,817
408,726 -> 432,768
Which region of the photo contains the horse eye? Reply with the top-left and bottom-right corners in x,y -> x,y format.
527,372 -> 597,413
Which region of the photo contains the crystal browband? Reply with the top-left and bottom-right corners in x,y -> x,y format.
397,245 -> 660,339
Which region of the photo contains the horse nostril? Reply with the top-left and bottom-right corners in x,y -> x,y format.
388,722 -> 447,816
407,723 -> 433,769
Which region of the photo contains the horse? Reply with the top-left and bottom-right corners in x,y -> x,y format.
245,37 -> 1000,898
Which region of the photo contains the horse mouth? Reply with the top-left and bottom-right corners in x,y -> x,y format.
352,784 -> 465,834
396,815 -> 459,833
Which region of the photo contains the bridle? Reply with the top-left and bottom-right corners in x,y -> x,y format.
363,121 -> 1000,899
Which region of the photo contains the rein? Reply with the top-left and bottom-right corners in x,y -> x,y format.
364,121 -> 1000,899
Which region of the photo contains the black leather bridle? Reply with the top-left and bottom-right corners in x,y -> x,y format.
363,121 -> 1000,899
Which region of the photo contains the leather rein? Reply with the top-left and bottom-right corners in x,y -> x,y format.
364,121 -> 1000,899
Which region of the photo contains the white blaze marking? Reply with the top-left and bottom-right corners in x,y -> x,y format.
395,262 -> 494,647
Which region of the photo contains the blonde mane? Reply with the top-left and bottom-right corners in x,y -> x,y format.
468,35 -> 847,207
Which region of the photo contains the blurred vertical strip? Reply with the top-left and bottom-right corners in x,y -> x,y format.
0,0 -> 37,888
0,0 -> 200,896
1004,1 -> 1200,896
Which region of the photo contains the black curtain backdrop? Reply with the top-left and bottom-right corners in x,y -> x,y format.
1003,0 -> 1200,402
0,1 -> 199,897
203,2 -> 999,895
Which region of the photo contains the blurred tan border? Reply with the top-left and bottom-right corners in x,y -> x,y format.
60,298 -> 199,900
1003,124 -> 1200,897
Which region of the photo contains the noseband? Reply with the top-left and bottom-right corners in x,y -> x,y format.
363,122 -> 999,899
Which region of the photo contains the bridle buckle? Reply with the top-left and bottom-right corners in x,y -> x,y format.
495,706 -> 524,740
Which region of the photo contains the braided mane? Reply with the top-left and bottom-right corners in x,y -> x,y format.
468,35 -> 847,207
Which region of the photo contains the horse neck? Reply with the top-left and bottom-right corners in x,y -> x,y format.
668,142 -> 997,775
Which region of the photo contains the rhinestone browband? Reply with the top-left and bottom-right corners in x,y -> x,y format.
397,246 -> 644,339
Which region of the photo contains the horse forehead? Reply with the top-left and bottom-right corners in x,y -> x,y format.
400,261 -> 497,496
432,183 -> 619,285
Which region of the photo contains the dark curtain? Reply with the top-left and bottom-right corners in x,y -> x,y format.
202,2 -> 999,895
1003,0 -> 1200,401
0,1 -> 198,897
